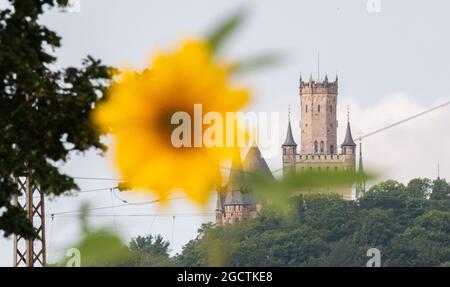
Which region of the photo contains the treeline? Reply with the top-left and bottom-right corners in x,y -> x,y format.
123,178 -> 450,267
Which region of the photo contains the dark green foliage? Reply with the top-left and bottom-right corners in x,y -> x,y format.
430,178 -> 450,200
127,234 -> 178,267
177,178 -> 450,267
0,0 -> 111,238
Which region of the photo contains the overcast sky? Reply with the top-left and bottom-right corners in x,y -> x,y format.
1,0 -> 450,266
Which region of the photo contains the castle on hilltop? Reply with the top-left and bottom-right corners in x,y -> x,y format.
216,75 -> 362,225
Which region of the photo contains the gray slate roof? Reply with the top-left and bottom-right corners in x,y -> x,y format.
282,121 -> 297,146
243,146 -> 273,178
341,121 -> 356,147
221,146 -> 272,206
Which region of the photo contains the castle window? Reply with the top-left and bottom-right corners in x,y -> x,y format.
318,105 -> 321,113
306,105 -> 308,113
330,145 -> 334,155
320,141 -> 324,153
330,105 -> 333,113
314,141 -> 318,153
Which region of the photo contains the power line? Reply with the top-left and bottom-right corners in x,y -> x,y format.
23,187 -> 116,199
77,187 -> 115,193
72,176 -> 122,181
356,100 -> 450,141
47,213 -> 214,218
49,195 -> 194,216
50,199 -> 160,215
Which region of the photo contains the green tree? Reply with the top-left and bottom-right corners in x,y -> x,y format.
406,178 -> 431,198
430,178 -> 450,200
128,234 -> 178,267
318,238 -> 366,267
178,178 -> 450,267
176,223 -> 214,267
0,0 -> 111,237
230,228 -> 328,267
386,210 -> 450,266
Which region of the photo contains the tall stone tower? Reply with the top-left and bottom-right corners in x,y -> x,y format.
300,75 -> 338,155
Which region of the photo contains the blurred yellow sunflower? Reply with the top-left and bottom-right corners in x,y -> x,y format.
93,40 -> 250,204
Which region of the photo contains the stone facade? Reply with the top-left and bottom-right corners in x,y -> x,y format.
300,76 -> 338,155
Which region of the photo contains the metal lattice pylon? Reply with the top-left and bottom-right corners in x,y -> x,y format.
13,171 -> 46,267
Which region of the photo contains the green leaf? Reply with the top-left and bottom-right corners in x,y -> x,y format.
56,204 -> 130,267
232,53 -> 281,74
246,170 -> 375,210
207,10 -> 246,53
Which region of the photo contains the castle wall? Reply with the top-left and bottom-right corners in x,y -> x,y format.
220,205 -> 258,225
290,154 -> 355,200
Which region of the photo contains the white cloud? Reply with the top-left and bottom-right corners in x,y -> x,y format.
339,93 -> 450,184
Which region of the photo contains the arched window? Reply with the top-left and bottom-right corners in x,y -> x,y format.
330,145 -> 334,155
318,105 -> 321,113
330,105 -> 333,113
306,105 -> 308,113
314,141 -> 318,153
320,141 -> 324,153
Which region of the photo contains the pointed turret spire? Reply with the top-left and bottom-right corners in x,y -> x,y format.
243,145 -> 273,178
283,109 -> 297,147
341,121 -> 356,147
342,108 -> 356,147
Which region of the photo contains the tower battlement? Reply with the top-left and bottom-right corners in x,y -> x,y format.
300,76 -> 338,95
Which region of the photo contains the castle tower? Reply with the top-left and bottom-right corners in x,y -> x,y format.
216,146 -> 270,225
282,112 -> 297,174
341,118 -> 357,169
299,75 -> 338,155
220,149 -> 253,225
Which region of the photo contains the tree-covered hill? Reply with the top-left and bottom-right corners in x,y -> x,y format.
176,178 -> 450,267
